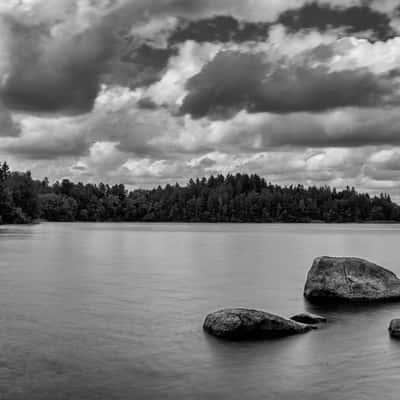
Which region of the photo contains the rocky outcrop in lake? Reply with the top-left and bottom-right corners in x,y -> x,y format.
203,308 -> 314,340
389,319 -> 400,338
304,256 -> 400,303
290,312 -> 327,324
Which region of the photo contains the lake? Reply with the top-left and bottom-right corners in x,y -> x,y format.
0,223 -> 400,399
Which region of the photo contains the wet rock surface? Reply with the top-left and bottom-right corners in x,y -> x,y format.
290,312 -> 327,324
203,308 -> 314,340
304,256 -> 400,303
389,319 -> 400,338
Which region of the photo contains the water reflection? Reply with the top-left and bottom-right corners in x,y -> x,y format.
0,222 -> 400,399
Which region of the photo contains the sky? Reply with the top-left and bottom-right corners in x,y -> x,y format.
1,0 -> 400,198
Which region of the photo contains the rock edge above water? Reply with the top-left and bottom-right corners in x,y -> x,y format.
290,312 -> 327,324
203,308 -> 315,340
389,319 -> 400,338
304,256 -> 400,303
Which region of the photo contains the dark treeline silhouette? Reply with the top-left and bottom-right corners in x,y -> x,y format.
1,161 -> 400,224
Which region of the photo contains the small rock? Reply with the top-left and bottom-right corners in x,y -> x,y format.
203,308 -> 315,340
389,319 -> 400,338
290,312 -> 327,324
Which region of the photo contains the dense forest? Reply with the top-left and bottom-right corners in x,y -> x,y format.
0,161 -> 399,224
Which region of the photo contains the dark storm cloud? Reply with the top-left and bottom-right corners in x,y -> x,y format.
3,134 -> 91,160
136,97 -> 159,110
259,111 -> 400,148
179,51 -> 397,119
169,15 -> 270,44
5,0 -> 394,118
114,41 -> 177,88
121,43 -> 174,66
278,2 -> 395,40
368,152 -> 400,172
211,108 -> 400,152
166,3 -> 394,45
1,15 -> 116,115
0,104 -> 20,137
0,3 -> 178,115
0,8 -> 181,114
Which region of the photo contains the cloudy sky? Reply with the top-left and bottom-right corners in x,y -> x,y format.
1,1 -> 400,198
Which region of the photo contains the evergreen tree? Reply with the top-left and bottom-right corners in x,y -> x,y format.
1,161 -> 400,224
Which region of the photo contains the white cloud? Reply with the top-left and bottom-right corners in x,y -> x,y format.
130,16 -> 179,49
144,41 -> 220,107
328,37 -> 400,74
2,0 -> 400,202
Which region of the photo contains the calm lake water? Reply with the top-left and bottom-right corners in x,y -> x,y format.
1,223 -> 400,399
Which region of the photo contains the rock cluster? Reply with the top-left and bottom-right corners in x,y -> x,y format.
203,308 -> 314,340
204,256 -> 400,341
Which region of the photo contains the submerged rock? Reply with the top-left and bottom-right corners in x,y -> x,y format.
203,308 -> 314,340
290,312 -> 327,324
304,256 -> 400,303
389,319 -> 400,338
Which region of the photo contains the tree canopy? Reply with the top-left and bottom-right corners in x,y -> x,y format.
0,161 -> 399,224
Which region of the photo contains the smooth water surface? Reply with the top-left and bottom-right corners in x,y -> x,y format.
1,223 -> 400,399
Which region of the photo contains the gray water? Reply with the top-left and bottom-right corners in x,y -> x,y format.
1,223 -> 400,399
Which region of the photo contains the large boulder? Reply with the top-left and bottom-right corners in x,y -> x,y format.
304,256 -> 400,303
389,319 -> 400,338
290,312 -> 327,324
203,308 -> 314,340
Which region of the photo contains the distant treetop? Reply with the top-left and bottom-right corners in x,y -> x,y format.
0,163 -> 399,224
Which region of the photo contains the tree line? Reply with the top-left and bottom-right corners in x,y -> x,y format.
0,161 -> 399,224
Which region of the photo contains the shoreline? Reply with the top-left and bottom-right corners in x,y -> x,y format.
2,220 -> 400,226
